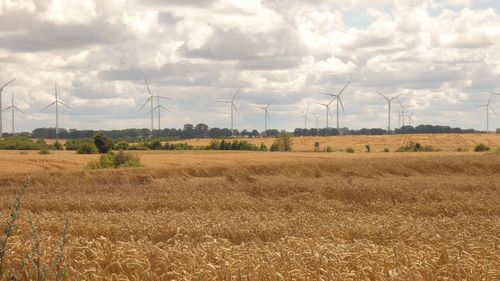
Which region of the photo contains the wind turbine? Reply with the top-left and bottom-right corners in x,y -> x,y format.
477,92 -> 498,133
257,100 -> 272,136
0,78 -> 15,137
377,91 -> 401,133
3,91 -> 24,134
152,90 -> 170,131
318,81 -> 350,134
139,78 -> 156,135
311,113 -> 320,136
41,83 -> 71,140
396,98 -> 412,127
303,105 -> 310,129
217,88 -> 240,135
314,99 -> 334,129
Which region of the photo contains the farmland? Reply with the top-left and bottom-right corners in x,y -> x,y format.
171,133 -> 500,152
0,135 -> 499,280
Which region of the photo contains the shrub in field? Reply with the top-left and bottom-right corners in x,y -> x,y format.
456,147 -> 468,152
383,147 -> 390,152
88,151 -> 142,169
76,141 -> 98,154
145,139 -> 162,150
0,136 -> 41,150
38,148 -> 50,155
53,141 -> 63,151
346,147 -> 355,153
474,143 -> 490,152
326,146 -> 333,152
115,140 -> 130,150
397,142 -> 438,152
259,143 -> 268,151
164,142 -> 193,150
93,132 -> 113,154
270,132 -> 293,152
365,145 -> 371,153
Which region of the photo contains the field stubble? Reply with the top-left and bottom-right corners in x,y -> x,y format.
0,151 -> 499,280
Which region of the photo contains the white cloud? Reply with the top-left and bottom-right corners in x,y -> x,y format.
0,0 -> 499,132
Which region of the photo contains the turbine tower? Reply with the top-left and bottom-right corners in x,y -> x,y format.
303,105 -> 310,129
139,78 -> 156,135
396,98 -> 412,127
257,100 -> 272,136
41,83 -> 71,140
319,81 -> 350,134
377,91 -> 401,133
408,111 -> 415,126
152,90 -> 170,131
3,91 -> 24,134
0,78 -> 15,137
217,88 -> 240,135
477,92 -> 499,133
311,113 -> 320,136
314,99 -> 334,129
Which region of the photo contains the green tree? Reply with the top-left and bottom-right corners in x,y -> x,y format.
93,132 -> 113,154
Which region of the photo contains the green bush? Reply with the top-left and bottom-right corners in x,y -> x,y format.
94,132 -> 114,154
270,132 -> 293,152
474,143 -> 490,152
326,146 -> 333,152
0,137 -> 41,150
456,147 -> 468,152
77,141 -> 98,154
145,139 -> 162,150
38,148 -> 50,155
88,151 -> 142,169
397,142 -> 438,152
65,139 -> 93,150
346,147 -> 355,153
259,143 -> 268,151
115,140 -> 130,150
53,141 -> 63,151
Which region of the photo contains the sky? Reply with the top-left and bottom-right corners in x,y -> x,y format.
0,0 -> 499,133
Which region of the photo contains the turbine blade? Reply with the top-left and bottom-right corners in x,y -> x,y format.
157,96 -> 170,100
314,102 -> 327,107
319,92 -> 335,97
490,106 -> 497,115
337,81 -> 351,96
267,100 -> 274,108
59,100 -> 72,109
266,110 -> 270,120
232,103 -> 239,115
144,78 -> 152,96
377,91 -> 388,100
257,106 -> 265,109
311,113 -> 318,119
14,106 -> 24,113
139,97 -> 151,111
216,100 -> 231,103
0,78 -> 15,90
41,101 -> 56,111
2,106 -> 12,112
338,98 -> 345,113
390,94 -> 402,101
232,87 -> 241,101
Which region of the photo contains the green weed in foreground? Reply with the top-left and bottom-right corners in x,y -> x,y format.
88,150 -> 142,169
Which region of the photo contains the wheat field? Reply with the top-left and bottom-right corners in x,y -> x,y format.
0,140 -> 499,280
171,133 -> 500,152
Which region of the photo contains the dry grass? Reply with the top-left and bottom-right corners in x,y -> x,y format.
0,148 -> 499,280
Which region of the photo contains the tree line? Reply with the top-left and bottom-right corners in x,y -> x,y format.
6,123 -> 487,140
